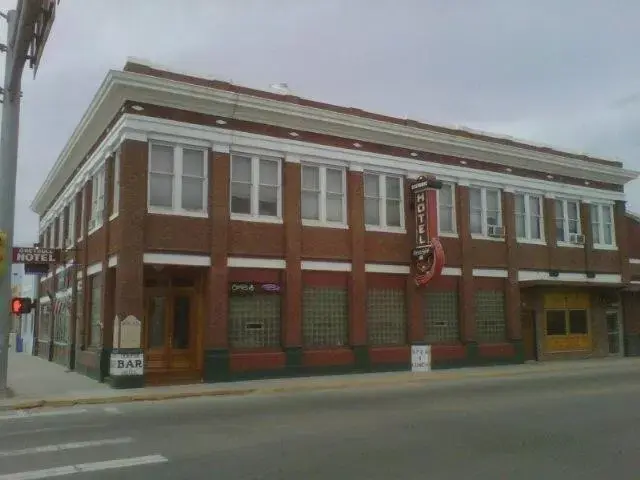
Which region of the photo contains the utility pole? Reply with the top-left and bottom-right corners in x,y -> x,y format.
0,0 -> 59,397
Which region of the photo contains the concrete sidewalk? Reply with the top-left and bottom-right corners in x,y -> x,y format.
2,352 -> 639,412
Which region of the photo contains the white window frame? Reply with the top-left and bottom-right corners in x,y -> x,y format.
468,186 -> 503,239
57,210 -> 65,249
67,198 -> 76,249
555,198 -> 582,246
300,164 -> 347,228
89,167 -> 106,233
78,189 -> 85,241
147,142 -> 209,218
514,192 -> 545,243
437,182 -> 457,236
229,153 -> 283,223
364,172 -> 405,232
590,202 -> 616,249
110,150 -> 120,220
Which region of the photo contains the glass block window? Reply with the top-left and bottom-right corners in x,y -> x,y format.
229,295 -> 281,349
302,287 -> 348,347
54,297 -> 70,344
424,291 -> 460,343
39,303 -> 52,341
367,289 -> 406,346
475,291 -> 506,342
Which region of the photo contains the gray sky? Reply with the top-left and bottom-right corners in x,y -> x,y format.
3,0 -> 640,245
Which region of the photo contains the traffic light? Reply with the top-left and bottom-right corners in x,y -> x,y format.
0,230 -> 6,278
10,297 -> 34,315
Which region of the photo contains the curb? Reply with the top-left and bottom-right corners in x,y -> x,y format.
2,360 -> 638,412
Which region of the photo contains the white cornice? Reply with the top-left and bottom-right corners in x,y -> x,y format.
31,70 -> 639,220
36,114 -> 628,231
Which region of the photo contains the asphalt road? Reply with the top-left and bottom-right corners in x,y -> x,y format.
1,365 -> 640,479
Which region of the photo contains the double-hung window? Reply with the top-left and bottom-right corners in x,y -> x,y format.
111,151 -> 120,218
469,187 -> 502,237
555,199 -> 581,243
57,211 -> 65,248
437,183 -> 456,235
301,165 -> 346,225
514,193 -> 544,241
67,198 -> 76,248
79,189 -> 85,240
148,143 -> 208,215
364,173 -> 404,230
89,167 -> 105,231
590,203 -> 615,247
230,154 -> 281,220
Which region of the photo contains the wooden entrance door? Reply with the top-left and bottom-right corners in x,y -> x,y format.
144,287 -> 198,376
521,310 -> 538,361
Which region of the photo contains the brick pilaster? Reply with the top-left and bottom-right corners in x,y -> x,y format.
347,169 -> 367,346
457,184 -> 475,342
283,157 -> 302,348
503,190 -> 521,341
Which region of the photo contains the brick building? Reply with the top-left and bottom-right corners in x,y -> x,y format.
30,59 -> 640,386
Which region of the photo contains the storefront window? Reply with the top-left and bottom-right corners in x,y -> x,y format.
302,287 -> 348,347
475,291 -> 506,343
229,288 -> 281,349
424,291 -> 459,344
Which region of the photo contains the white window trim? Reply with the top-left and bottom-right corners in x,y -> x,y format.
57,211 -> 65,249
300,163 -> 348,229
514,192 -> 545,244
147,142 -> 209,218
78,189 -> 85,242
469,186 -> 503,241
88,167 -> 106,235
109,151 -> 120,221
437,182 -> 457,237
590,202 -> 617,250
66,198 -> 76,250
229,153 -> 283,224
364,172 -> 406,233
555,198 -> 583,248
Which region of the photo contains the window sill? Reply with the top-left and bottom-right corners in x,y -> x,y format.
438,232 -> 458,238
557,241 -> 583,249
471,234 -> 504,242
365,225 -> 406,234
230,214 -> 283,224
516,238 -> 547,245
87,221 -> 104,237
109,212 -> 119,222
148,208 -> 208,218
302,220 -> 348,230
77,236 -> 83,243
593,244 -> 618,251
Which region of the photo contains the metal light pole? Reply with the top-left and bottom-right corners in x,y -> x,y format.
0,0 -> 59,396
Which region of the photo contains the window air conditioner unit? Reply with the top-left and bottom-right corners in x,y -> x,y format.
488,225 -> 505,238
568,233 -> 585,245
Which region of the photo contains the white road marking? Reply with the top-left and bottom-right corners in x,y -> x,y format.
0,455 -> 168,479
0,437 -> 134,458
103,406 -> 120,414
0,409 -> 88,422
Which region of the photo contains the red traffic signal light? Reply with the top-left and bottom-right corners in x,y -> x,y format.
10,297 -> 33,315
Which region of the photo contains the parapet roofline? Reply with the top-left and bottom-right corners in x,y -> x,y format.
31,59 -> 640,216
123,57 -> 624,169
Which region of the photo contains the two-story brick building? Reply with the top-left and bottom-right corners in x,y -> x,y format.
30,59 -> 640,386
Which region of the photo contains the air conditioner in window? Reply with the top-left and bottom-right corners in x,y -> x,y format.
568,233 -> 585,245
488,225 -> 505,238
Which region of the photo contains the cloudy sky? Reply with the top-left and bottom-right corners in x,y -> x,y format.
2,0 -> 640,245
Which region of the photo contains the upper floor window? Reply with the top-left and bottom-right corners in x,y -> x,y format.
67,198 -> 76,249
590,203 -> 615,247
514,193 -> 544,241
89,167 -> 105,231
555,198 -> 582,244
301,165 -> 346,225
79,189 -> 85,239
437,183 -> 456,235
469,186 -> 503,237
230,154 -> 281,220
364,173 -> 404,230
111,151 -> 120,217
148,143 -> 208,215
57,212 -> 65,248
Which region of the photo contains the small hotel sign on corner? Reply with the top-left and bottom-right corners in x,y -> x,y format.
410,176 -> 446,287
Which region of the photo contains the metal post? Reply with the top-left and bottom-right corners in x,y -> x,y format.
0,9 -> 23,396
